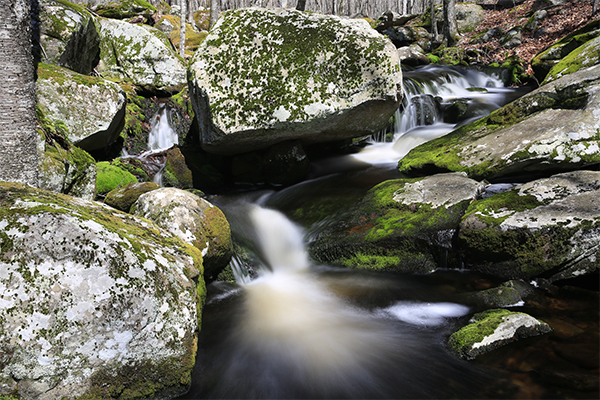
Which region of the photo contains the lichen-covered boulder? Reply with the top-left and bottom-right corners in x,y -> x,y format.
456,3 -> 484,34
92,0 -> 156,20
105,181 -> 159,211
188,7 -> 402,155
531,20 -> 599,83
36,63 -> 127,152
458,170 -> 600,282
0,182 -> 204,400
448,309 -> 552,360
398,63 -> 600,181
309,172 -> 485,274
39,0 -> 94,65
97,18 -> 187,93
131,188 -> 232,280
543,35 -> 600,85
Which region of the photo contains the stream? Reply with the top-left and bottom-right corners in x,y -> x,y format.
176,66 -> 598,399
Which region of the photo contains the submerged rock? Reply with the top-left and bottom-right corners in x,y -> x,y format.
131,188 -> 232,280
188,7 -> 402,155
458,170 -> 600,282
0,182 -> 203,399
398,63 -> 600,181
36,63 -> 127,153
309,172 -> 485,273
448,309 -> 552,360
97,17 -> 187,93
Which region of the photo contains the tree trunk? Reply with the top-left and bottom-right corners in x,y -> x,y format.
180,0 -> 187,57
209,0 -> 219,30
0,0 -> 39,187
296,0 -> 307,11
430,0 -> 438,41
594,0 -> 599,15
442,0 -> 458,46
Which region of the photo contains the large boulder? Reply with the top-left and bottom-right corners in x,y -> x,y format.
456,3 -> 484,34
36,63 -> 127,152
131,188 -> 233,280
188,7 -> 402,155
398,63 -> 600,182
0,182 -> 204,400
308,172 -> 485,274
97,17 -> 187,93
458,170 -> 600,282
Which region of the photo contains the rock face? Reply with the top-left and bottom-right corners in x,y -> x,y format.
448,309 -> 552,360
398,64 -> 600,182
36,63 -> 127,152
458,170 -> 600,282
105,181 -> 160,212
0,182 -> 204,400
131,188 -> 232,280
97,18 -> 187,93
188,7 -> 402,155
309,172 -> 485,274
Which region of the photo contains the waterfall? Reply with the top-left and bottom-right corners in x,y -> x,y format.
148,105 -> 178,151
355,65 -> 509,165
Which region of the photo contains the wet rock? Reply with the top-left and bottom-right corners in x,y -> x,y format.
36,63 -> 127,153
448,309 -> 552,360
398,64 -> 600,182
458,170 -> 600,281
104,181 -> 160,212
97,18 -> 186,94
188,7 -> 402,155
262,140 -> 310,186
0,182 -> 203,399
131,188 -> 233,280
397,44 -> 430,67
465,280 -> 533,308
162,147 -> 194,189
309,172 -> 485,273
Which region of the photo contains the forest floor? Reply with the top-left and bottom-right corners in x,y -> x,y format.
457,0 -> 597,76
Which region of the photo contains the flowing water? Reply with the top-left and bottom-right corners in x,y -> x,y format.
179,66 -> 599,399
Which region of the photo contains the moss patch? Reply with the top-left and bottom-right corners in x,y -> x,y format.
96,161 -> 138,197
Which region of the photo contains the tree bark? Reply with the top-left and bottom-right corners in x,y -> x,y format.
0,0 -> 39,187
296,0 -> 307,11
430,0 -> 438,41
594,0 -> 599,15
209,0 -> 219,30
442,0 -> 458,46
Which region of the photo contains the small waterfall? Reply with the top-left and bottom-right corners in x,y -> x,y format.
148,105 -> 178,151
357,65 -> 509,165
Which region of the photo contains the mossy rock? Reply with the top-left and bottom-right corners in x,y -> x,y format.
0,182 -> 203,399
93,0 -> 156,19
96,161 -> 138,197
448,309 -> 552,360
543,35 -> 600,85
162,147 -> 194,189
104,181 -> 159,211
458,171 -> 600,281
308,173 -> 485,273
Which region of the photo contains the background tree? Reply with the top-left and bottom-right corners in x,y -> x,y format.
594,0 -> 599,15
180,0 -> 187,57
430,0 -> 438,41
0,0 -> 39,187
209,0 -> 219,29
442,0 -> 458,46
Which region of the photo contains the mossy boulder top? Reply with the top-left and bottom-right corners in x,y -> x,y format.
309,172 -> 485,274
97,17 -> 187,93
40,0 -> 92,41
0,182 -> 203,399
131,188 -> 233,280
459,170 -> 600,281
36,63 -> 127,152
448,309 -> 552,360
398,63 -> 600,181
188,7 -> 402,155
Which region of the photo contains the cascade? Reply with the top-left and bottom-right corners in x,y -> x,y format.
355,65 -> 510,164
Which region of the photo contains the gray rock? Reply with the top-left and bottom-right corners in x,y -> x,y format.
500,26 -> 522,49
458,170 -> 600,281
36,63 -> 126,152
0,182 -> 203,399
188,7 -> 402,155
131,188 -> 233,280
456,3 -> 484,34
448,309 -> 552,360
97,18 -> 187,93
58,17 -> 101,75
397,44 -> 430,67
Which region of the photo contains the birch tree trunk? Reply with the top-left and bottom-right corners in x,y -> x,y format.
209,0 -> 219,29
430,0 -> 438,41
0,0 -> 39,187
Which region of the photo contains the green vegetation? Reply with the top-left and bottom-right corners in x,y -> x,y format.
96,161 -> 138,197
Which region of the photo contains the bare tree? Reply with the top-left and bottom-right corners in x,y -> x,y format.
0,0 -> 39,187
180,0 -> 187,57
430,0 -> 438,41
209,0 -> 219,29
442,0 -> 458,46
594,0 -> 599,15
296,0 -> 306,11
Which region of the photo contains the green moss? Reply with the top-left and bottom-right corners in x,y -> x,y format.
94,0 -> 156,19
96,161 -> 138,197
163,148 -> 193,189
462,190 -> 541,225
448,309 -> 513,357
543,36 -> 600,84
